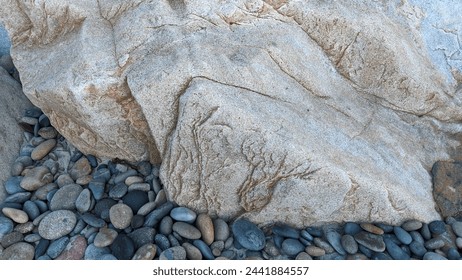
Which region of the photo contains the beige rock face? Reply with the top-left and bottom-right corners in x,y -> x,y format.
0,66 -> 32,203
1,0 -> 462,227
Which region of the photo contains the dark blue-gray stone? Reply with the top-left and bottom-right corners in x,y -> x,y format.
15,156 -> 33,167
341,234 -> 358,254
0,216 -> 14,235
305,227 -> 323,237
70,151 -> 83,162
299,238 -> 311,247
143,201 -> 174,227
94,198 -> 117,222
84,244 -> 111,260
46,189 -> 58,203
47,236 -> 69,259
37,255 -> 51,260
409,241 -> 427,258
424,238 -> 445,250
122,190 -> 149,213
375,223 -> 394,233
354,231 -> 385,252
423,252 -> 447,260
447,247 -> 461,260
5,192 -> 31,203
159,216 -> 173,235
272,225 -> 300,239
23,200 -> 40,220
420,223 -> 431,240
107,161 -> 118,175
110,233 -> 135,260
86,155 -> 98,168
34,200 -> 48,213
281,238 -> 305,257
88,180 -> 105,200
393,226 -> 412,245
35,238 -> 50,259
371,252 -> 393,260
300,229 -> 313,241
428,221 -> 446,235
409,231 -> 424,245
384,237 -> 410,260
109,182 -> 128,199
154,234 -> 170,251
87,232 -> 97,244
193,239 -> 215,260
81,213 -> 106,228
358,244 -> 373,258
19,145 -> 34,157
170,206 -> 197,223
382,233 -> 401,245
131,215 -> 144,229
326,230 -> 346,255
168,234 -> 180,247
232,219 -> 266,251
114,169 -> 138,185
344,222 -> 362,235
136,161 -> 152,177
38,114 -> 50,127
5,176 -> 24,194
273,235 -> 284,249
25,107 -> 42,118
33,122 -> 40,136
72,219 -> 87,235
127,227 -> 156,250
92,168 -> 111,183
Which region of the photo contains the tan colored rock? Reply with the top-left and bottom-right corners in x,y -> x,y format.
20,166 -> 53,191
31,139 -> 56,161
0,67 -> 33,203
1,0 -> 462,227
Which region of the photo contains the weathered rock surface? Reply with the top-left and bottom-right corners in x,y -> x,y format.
0,66 -> 32,203
1,0 -> 462,227
432,161 -> 462,219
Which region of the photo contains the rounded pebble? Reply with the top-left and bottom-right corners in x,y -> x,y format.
88,181 -> 105,200
49,184 -> 82,211
428,221 -> 446,235
155,234 -> 171,250
424,238 -> 445,250
401,220 -> 423,231
4,176 -> 24,194
47,236 -> 70,259
132,243 -> 156,260
272,224 -> 300,239
360,223 -> 384,235
409,241 -> 427,258
196,214 -> 214,245
325,230 -> 346,255
170,207 -> 197,223
109,183 -> 128,199
38,210 -> 77,240
110,233 -> 135,260
56,235 -> 87,260
31,139 -> 56,161
384,237 -> 410,260
0,231 -> 24,248
2,207 -> 29,223
75,188 -> 92,213
128,227 -> 156,249
94,198 -> 117,222
0,242 -> 34,260
341,234 -> 358,254
4,192 -> 31,204
20,166 -> 53,191
423,252 -> 448,260
393,226 -> 412,245
447,247 -> 461,260
122,190 -> 149,213
182,242 -> 202,260
109,203 -> 133,229
34,239 -> 50,258
128,183 -> 150,192
160,246 -> 187,260
213,218 -> 230,241
81,213 -> 106,228
231,219 -> 265,251
354,231 -> 385,252
451,221 -> 462,238
84,244 -> 111,260
94,228 -> 118,247
159,216 -> 173,235
193,239 -> 215,260
69,157 -> 91,180
173,222 -> 202,240
281,238 -> 305,257
305,245 -> 326,257
23,200 -> 40,220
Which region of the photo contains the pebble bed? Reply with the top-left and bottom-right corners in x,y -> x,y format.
1,107 -> 462,260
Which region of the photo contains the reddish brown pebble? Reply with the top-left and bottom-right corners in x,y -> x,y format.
360,223 -> 384,235
56,235 -> 87,260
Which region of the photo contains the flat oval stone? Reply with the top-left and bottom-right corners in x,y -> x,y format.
125,176 -> 144,186
110,233 -> 135,260
109,203 -> 133,229
424,238 -> 445,250
56,174 -> 74,188
132,243 -> 156,260
38,126 -> 58,139
81,213 -> 106,228
75,188 -> 92,213
128,227 -> 156,249
281,238 -> 305,257
88,180 -> 105,200
14,221 -> 34,234
428,220 -> 446,235
20,166 -> 53,191
272,224 -> 300,239
0,231 -> 24,248
92,168 -> 111,183
325,230 -> 346,255
31,139 -> 56,161
423,252 -> 448,260
360,223 -> 384,235
232,219 -> 265,251
160,246 -> 187,260
170,207 -> 197,223
23,200 -> 40,220
196,213 -> 214,245
300,229 -> 314,241
193,239 -> 215,260
371,252 -> 392,260
25,233 -> 42,243
5,176 -> 24,194
213,218 -> 229,241
34,183 -> 57,201
143,201 -> 174,227
402,220 -> 423,231
154,234 -> 170,250
313,238 -> 335,254
4,192 -> 31,203
137,201 -> 157,216
447,247 -> 461,260
114,169 -> 138,185
421,224 -> 431,240
354,231 -> 385,252
69,157 -> 91,180
35,238 -> 50,258
173,222 -> 202,240
451,221 -> 462,238
47,236 -> 70,259
84,243 -> 111,260
409,231 -> 425,245
2,207 -> 29,223
305,245 -> 326,257
94,227 -> 118,247
159,216 -> 173,235
393,226 -> 412,245
128,183 -> 150,192
341,234 -> 358,254
122,190 -> 149,213
409,240 -> 427,258
56,235 -> 87,260
384,237 -> 410,260
38,210 -> 77,240
50,184 -> 83,211
109,182 -> 128,199
182,242 -> 202,260
0,242 -> 34,260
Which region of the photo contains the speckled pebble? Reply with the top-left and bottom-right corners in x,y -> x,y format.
173,222 -> 202,240
424,238 -> 445,250
75,189 -> 92,213
109,203 -> 133,229
94,227 -> 118,248
47,236 -> 69,259
24,233 -> 42,243
128,227 -> 156,249
155,234 -> 171,251
2,207 -> 29,223
128,182 -> 150,192
0,242 -> 34,260
196,213 -> 214,245
360,223 -> 384,235
38,210 -> 77,240
160,246 -> 187,260
14,221 -> 34,234
281,238 -> 305,257
354,231 -> 385,252
232,219 -> 265,251
341,234 -> 358,254
132,243 -> 156,260
84,243 -> 111,260
213,218 -> 230,242
125,176 -> 144,186
182,242 -> 202,260
451,221 -> 462,238
56,235 -> 87,260
50,184 -> 83,211
109,183 -> 128,199
69,157 -> 92,180
0,231 -> 24,248
38,127 -> 57,139
428,220 -> 446,235
401,220 -> 423,231
423,252 -> 448,260
305,245 -> 325,257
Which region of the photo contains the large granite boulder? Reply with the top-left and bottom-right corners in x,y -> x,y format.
1,0 -> 461,227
